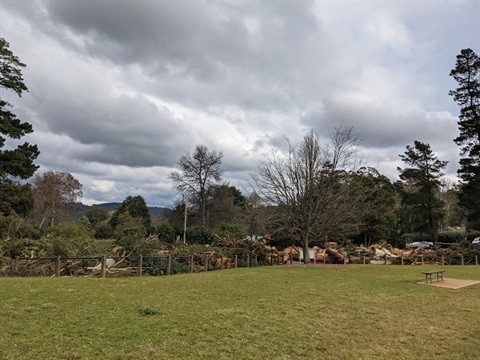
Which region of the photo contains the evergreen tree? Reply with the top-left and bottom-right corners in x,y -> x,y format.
110,195 -> 151,230
397,141 -> 447,243
449,48 -> 480,230
350,167 -> 398,246
0,38 -> 39,216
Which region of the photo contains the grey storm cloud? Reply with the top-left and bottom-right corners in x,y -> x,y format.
11,0 -> 336,111
38,93 -> 186,167
1,0 -> 479,206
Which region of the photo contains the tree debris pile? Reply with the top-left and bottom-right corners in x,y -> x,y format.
263,243 -> 479,266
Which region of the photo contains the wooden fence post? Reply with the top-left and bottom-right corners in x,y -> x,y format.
166,255 -> 171,276
401,255 -> 404,266
255,255 -> 258,266
220,256 -> 224,270
190,255 -> 194,273
234,255 -> 238,268
384,255 -> 388,265
101,256 -> 106,279
55,255 -> 61,277
289,253 -> 293,265
441,255 -> 444,266
204,254 -> 208,272
138,255 -> 143,277
476,255 -> 478,266
247,254 -> 250,268
461,255 -> 464,266
14,256 -> 19,272
313,256 -> 316,265
323,255 -> 326,265
421,255 -> 424,266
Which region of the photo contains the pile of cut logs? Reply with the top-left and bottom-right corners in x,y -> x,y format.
263,243 -> 472,266
265,245 -> 347,264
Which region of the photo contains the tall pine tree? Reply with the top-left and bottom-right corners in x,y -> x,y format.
0,38 -> 40,216
397,141 -> 447,243
449,48 -> 480,230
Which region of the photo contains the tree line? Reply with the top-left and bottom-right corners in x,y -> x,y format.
1,37 -> 479,260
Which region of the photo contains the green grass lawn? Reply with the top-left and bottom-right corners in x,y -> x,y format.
1,265 -> 479,360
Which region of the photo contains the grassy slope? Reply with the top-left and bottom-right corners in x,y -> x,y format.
1,265 -> 479,360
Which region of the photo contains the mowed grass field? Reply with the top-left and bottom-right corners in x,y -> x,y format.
1,265 -> 480,360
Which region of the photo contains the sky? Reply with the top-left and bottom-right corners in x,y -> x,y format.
1,0 -> 479,207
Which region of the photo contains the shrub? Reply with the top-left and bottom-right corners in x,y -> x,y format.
213,223 -> 247,241
401,231 -> 464,245
115,227 -> 161,256
139,306 -> 159,316
156,223 -> 177,243
0,213 -> 40,257
186,226 -> 214,245
36,221 -> 100,257
437,231 -> 464,243
93,220 -> 114,239
466,230 -> 480,241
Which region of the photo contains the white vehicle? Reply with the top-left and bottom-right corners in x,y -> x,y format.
406,241 -> 434,249
472,237 -> 480,244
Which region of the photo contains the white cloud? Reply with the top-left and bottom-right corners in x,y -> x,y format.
2,0 -> 479,206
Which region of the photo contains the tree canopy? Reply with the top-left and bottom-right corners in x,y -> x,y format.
32,171 -> 83,228
397,141 -> 447,242
449,48 -> 480,230
350,167 -> 398,246
169,144 -> 224,226
0,38 -> 39,216
253,127 -> 366,261
110,195 -> 151,230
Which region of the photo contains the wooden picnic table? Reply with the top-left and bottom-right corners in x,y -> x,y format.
422,270 -> 445,283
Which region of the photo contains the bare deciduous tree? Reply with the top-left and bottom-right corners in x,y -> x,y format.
169,145 -> 224,226
252,127 -> 365,262
32,171 -> 82,228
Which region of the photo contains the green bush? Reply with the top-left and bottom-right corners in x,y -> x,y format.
437,231 -> 464,243
402,231 -> 465,245
115,227 -> 157,255
93,220 -> 114,239
186,226 -> 214,245
46,221 -> 92,238
36,222 -> 101,257
466,230 -> 480,241
156,223 -> 177,243
213,223 -> 247,241
116,227 -> 147,249
139,306 -> 159,316
0,213 -> 40,257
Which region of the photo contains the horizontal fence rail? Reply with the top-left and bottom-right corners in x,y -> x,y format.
0,253 -> 271,278
0,252 -> 478,278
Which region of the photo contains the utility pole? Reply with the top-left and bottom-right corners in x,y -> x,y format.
183,196 -> 187,243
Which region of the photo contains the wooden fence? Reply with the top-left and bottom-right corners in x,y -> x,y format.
1,252 -> 478,278
0,253 -> 270,278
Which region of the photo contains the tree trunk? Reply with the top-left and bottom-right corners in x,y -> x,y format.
201,200 -> 206,226
303,240 -> 310,263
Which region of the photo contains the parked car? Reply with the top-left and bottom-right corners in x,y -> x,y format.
472,237 -> 480,244
406,241 -> 434,249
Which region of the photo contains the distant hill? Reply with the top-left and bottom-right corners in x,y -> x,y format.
73,202 -> 170,217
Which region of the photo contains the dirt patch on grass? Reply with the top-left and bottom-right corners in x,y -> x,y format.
418,278 -> 480,289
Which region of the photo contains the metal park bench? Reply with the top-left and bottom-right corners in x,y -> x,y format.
422,270 -> 445,283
